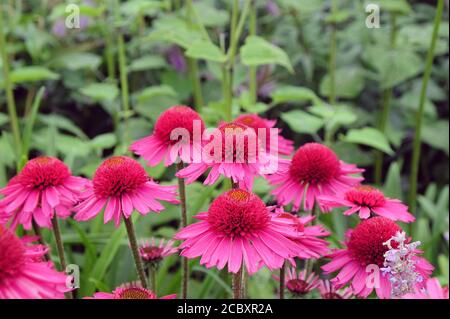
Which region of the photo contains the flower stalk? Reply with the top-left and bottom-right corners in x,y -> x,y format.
328,0 -> 337,106
248,0 -> 257,105
408,0 -> 444,216
177,162 -> 189,298
123,216 -> 148,288
51,216 -> 73,299
279,262 -> 285,299
374,12 -> 397,185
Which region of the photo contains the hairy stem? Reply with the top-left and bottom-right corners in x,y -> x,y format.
374,13 -> 397,185
328,0 -> 337,105
232,267 -> 244,299
177,162 -> 189,298
408,0 -> 444,217
248,0 -> 257,105
123,216 -> 148,288
51,217 -> 73,299
279,262 -> 285,299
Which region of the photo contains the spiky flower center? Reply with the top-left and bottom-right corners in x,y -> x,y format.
322,292 -> 343,299
93,156 -> 148,198
208,123 -> 257,163
207,189 -> 269,238
286,279 -> 309,295
139,246 -> 164,262
0,226 -> 25,283
114,287 -> 157,299
345,186 -> 386,207
289,143 -> 341,185
154,105 -> 204,144
17,156 -> 71,190
348,217 -> 401,267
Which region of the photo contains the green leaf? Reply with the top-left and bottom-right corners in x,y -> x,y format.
280,110 -> 323,134
185,41 -> 227,63
192,2 -> 229,27
50,52 -> 102,71
80,83 -> 119,102
136,85 -> 177,104
128,55 -> 167,72
90,133 -> 117,150
0,113 -> 8,126
241,36 -> 294,73
422,120 -> 449,155
371,0 -> 412,15
341,127 -> 394,155
10,66 -> 59,84
271,86 -> 321,105
325,10 -> 352,24
147,17 -> 203,49
364,46 -> 422,89
320,67 -> 365,98
383,162 -> 403,200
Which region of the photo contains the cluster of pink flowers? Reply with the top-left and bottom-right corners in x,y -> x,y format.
0,105 -> 446,299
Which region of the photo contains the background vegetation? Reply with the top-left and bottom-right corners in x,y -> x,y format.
0,0 -> 448,298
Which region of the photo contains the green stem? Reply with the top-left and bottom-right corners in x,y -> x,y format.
328,0 -> 337,105
51,217 -> 73,299
177,162 -> 189,298
279,262 -> 285,299
123,216 -> 148,288
223,0 -> 251,120
32,219 -> 50,261
117,33 -> 131,148
0,5 -> 22,167
248,0 -> 257,105
186,0 -> 204,110
232,267 -> 243,299
149,266 -> 157,293
374,13 -> 397,185
408,0 -> 444,216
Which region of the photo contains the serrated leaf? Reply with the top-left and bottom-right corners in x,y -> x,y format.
422,120 -> 449,155
185,41 -> 227,63
10,66 -> 59,84
271,86 -> 321,105
90,133 -> 117,149
280,110 -> 323,134
341,127 -> 394,155
80,83 -> 119,101
364,46 -> 422,89
241,36 -> 293,73
320,67 -> 365,98
128,55 -> 167,72
51,52 -> 101,71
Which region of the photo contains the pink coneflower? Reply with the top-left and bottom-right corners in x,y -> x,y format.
74,156 -> 179,227
234,114 -> 294,155
319,280 -> 354,299
87,283 -> 176,299
318,185 -> 415,222
130,105 -> 205,166
402,278 -> 449,299
322,217 -> 433,299
272,208 -> 330,259
139,238 -> 178,266
0,156 -> 86,229
267,143 -> 364,211
175,189 -> 306,274
0,225 -> 70,299
176,122 -> 273,190
275,268 -> 320,296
